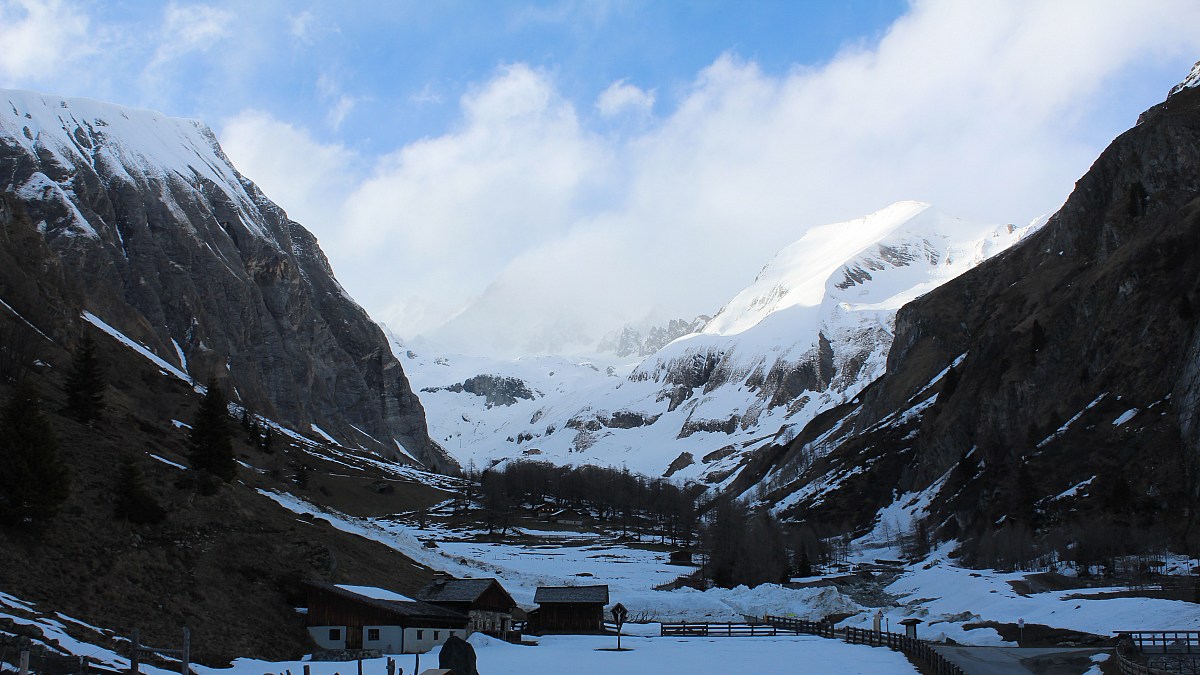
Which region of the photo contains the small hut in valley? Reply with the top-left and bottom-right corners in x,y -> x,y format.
527,585 -> 609,634
415,577 -> 517,638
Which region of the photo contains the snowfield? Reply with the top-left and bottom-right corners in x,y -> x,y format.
257,489 -> 1200,642
464,632 -> 919,675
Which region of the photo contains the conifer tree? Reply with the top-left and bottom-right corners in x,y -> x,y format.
114,454 -> 166,524
187,383 -> 235,484
64,333 -> 105,423
0,380 -> 70,526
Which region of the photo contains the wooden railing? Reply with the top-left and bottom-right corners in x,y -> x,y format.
1115,635 -> 1200,675
762,616 -> 966,675
660,622 -> 798,637
1118,632 -> 1200,655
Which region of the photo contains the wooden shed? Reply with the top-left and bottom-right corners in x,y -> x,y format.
527,585 -> 609,634
415,577 -> 517,638
548,508 -> 590,526
303,581 -> 469,656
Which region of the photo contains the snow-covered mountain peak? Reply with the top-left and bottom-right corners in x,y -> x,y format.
0,88 -> 267,239
1169,60 -> 1200,97
704,200 -> 932,337
409,201 -> 1041,484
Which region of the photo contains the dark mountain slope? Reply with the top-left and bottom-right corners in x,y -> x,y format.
744,70 -> 1200,561
0,279 -> 455,665
0,89 -> 454,472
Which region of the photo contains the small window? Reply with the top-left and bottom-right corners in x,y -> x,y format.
329,628 -> 341,641
416,630 -> 424,640
367,629 -> 380,641
433,631 -> 440,640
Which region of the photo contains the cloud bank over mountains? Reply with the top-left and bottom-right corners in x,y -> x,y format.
3,0 -> 1197,355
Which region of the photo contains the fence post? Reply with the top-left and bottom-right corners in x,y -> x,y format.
130,630 -> 140,675
182,627 -> 190,675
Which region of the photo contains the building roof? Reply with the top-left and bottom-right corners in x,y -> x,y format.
304,580 -> 468,622
415,578 -> 515,607
534,585 -> 609,604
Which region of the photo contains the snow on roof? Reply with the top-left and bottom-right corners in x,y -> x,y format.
335,584 -> 416,603
305,581 -> 465,622
416,578 -> 512,605
534,585 -> 609,604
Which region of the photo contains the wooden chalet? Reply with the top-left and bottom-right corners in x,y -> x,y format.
669,549 -> 694,565
414,577 -> 517,637
527,585 -> 609,634
547,508 -> 590,526
303,581 -> 469,656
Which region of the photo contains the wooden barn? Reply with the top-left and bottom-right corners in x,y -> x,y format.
415,577 -> 517,638
527,585 -> 609,634
547,508 -> 590,526
303,581 -> 469,656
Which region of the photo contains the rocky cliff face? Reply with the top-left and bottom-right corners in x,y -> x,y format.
0,89 -> 454,472
744,71 -> 1200,556
597,316 -> 711,358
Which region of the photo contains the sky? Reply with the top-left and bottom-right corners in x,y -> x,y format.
2,1 -> 1199,356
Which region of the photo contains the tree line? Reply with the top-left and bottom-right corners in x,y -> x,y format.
461,459 -> 703,546
456,458 -> 857,588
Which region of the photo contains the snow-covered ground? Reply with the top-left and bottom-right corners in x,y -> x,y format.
9,486 -> 1200,675
839,548 -> 1200,646
258,489 -> 1200,643
465,632 -> 919,675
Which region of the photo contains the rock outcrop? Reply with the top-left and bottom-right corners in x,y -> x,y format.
742,68 -> 1200,555
0,89 -> 454,472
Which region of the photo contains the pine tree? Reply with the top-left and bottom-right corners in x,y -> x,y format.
64,333 -> 106,423
114,454 -> 166,524
187,383 -> 235,485
0,381 -> 70,526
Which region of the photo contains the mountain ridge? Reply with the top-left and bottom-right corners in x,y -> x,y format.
406,201 -> 1037,486
0,87 -> 455,472
733,72 -> 1200,561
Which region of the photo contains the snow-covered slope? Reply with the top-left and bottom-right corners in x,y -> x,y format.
0,89 -> 269,240
407,202 -> 1041,483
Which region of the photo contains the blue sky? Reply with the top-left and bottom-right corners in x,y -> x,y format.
14,1 -> 908,154
2,1 -> 1199,354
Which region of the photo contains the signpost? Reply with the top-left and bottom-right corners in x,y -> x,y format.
1018,618 -> 1025,647
611,603 -> 628,651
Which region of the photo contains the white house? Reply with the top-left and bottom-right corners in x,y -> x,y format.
303,581 -> 470,655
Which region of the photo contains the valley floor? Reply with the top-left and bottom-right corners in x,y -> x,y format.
6,485 -> 1200,674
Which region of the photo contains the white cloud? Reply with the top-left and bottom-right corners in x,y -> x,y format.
596,79 -> 655,117
409,83 -> 444,106
219,110 -> 360,239
150,2 -> 233,69
0,0 -> 94,82
219,0 -> 1200,356
289,10 -> 315,43
316,74 -> 360,131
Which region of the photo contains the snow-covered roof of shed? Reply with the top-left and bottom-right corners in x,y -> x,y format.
533,585 -> 609,604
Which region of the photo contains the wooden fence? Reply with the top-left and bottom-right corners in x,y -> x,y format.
761,616 -> 966,675
1115,634 -> 1200,675
659,622 -> 798,637
1118,632 -> 1200,655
